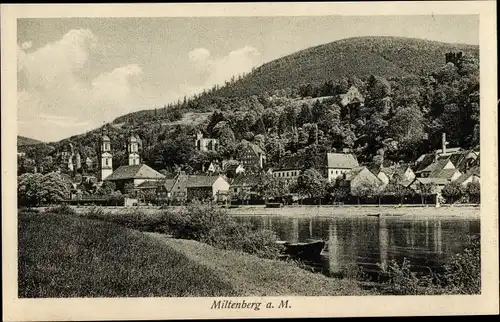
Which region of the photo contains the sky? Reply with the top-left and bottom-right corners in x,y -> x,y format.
17,15 -> 479,142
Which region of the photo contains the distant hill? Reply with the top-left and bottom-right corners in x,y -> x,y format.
216,36 -> 479,97
18,136 -> 43,147
115,36 -> 479,123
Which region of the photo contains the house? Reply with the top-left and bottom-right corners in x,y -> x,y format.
339,86 -> 365,107
437,149 -> 479,173
136,180 -> 162,193
272,154 -> 306,182
455,166 -> 480,187
324,153 -> 360,182
224,161 -> 245,178
104,164 -> 166,193
417,159 -> 462,182
230,175 -> 260,196
344,166 -> 383,194
240,142 -> 267,169
185,175 -> 230,202
408,177 -> 449,194
194,132 -> 219,152
272,152 -> 359,183
371,164 -> 416,186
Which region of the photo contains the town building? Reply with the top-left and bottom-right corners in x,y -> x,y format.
455,166 -> 480,187
194,132 -> 219,152
230,174 -> 259,196
344,166 -> 383,193
185,175 -> 230,202
100,131 -> 165,193
240,143 -> 267,169
324,153 -> 360,182
272,152 -> 359,183
223,160 -> 245,178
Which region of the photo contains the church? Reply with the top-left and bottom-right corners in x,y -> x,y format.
99,131 -> 165,193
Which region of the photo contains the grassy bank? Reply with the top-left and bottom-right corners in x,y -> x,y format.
18,212 -> 237,297
146,233 -> 371,296
18,211 -> 370,297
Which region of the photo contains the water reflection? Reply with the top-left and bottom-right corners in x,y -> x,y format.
238,215 -> 480,277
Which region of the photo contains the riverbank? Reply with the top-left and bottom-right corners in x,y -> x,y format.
55,204 -> 480,219
18,211 -> 372,297
227,204 -> 480,218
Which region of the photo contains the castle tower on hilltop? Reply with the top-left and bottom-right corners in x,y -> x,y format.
100,130 -> 113,181
128,134 -> 140,166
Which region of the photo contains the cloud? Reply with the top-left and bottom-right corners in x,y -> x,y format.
17,29 -> 146,142
188,48 -> 211,63
186,45 -> 262,94
21,41 -> 32,50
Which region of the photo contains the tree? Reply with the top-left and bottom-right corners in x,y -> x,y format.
40,172 -> 71,205
18,173 -> 44,207
110,190 -> 124,206
465,181 -> 480,204
296,168 -> 327,205
351,177 -> 380,205
441,181 -> 465,204
95,181 -> 116,196
417,182 -> 437,205
254,173 -> 282,203
389,106 -> 428,160
327,179 -> 349,204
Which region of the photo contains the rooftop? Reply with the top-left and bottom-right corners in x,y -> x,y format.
105,164 -> 166,181
326,153 -> 359,169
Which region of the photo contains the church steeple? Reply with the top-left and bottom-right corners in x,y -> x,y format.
100,128 -> 113,180
128,132 -> 140,166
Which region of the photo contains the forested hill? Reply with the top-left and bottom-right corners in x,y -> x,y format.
115,36 -> 478,123
18,136 -> 43,147
19,36 -> 479,177
216,36 -> 479,97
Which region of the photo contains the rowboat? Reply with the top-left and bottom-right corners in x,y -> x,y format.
276,240 -> 326,260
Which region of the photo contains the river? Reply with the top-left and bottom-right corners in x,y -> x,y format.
236,215 -> 480,280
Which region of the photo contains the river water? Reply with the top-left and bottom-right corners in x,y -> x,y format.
236,215 -> 480,280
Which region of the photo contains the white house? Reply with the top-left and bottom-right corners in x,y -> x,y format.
325,153 -> 360,182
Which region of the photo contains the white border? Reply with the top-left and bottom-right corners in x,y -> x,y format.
2,2 -> 498,320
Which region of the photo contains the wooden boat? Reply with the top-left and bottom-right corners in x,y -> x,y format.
367,213 -> 380,217
266,202 -> 283,208
277,240 -> 326,260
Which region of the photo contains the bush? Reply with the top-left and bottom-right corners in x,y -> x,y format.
379,235 -> 480,295
162,201 -> 283,258
44,204 -> 76,216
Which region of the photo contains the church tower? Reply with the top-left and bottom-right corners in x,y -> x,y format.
128,134 -> 140,166
100,131 -> 113,180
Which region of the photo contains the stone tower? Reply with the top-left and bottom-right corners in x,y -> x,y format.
128,134 -> 140,166
100,131 -> 113,181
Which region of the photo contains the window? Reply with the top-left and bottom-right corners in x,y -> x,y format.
105,159 -> 108,166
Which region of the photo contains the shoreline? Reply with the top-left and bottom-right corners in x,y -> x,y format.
225,205 -> 480,219
31,204 -> 481,219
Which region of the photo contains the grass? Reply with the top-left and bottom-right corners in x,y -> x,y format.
18,212 -> 237,297
19,211 -> 370,297
147,233 -> 372,296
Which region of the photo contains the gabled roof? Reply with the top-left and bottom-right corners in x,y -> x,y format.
326,153 -> 359,169
422,159 -> 451,175
163,179 -> 177,191
344,166 -> 367,180
232,175 -> 260,186
136,180 -> 162,189
412,177 -> 449,186
455,166 -> 480,185
414,153 -> 436,172
105,164 -> 166,181
186,175 -> 224,188
436,168 -> 460,180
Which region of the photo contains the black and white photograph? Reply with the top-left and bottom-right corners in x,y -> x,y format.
2,2 -> 498,321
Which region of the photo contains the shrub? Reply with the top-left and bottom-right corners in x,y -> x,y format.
379,235 -> 480,295
44,204 -> 76,216
441,235 -> 481,294
162,201 -> 283,258
441,181 -> 465,204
